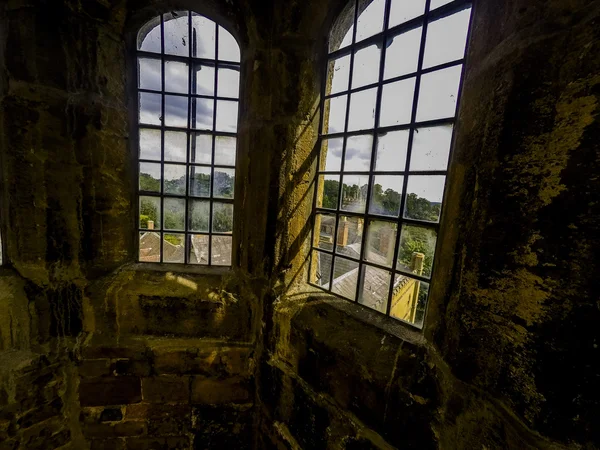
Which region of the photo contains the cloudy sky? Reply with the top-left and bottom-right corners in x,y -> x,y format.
325,0 -> 470,202
138,13 -> 241,149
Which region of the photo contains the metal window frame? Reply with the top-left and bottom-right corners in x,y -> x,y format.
309,0 -> 474,328
135,11 -> 240,266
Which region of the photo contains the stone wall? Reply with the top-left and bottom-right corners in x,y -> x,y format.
0,0 -> 599,449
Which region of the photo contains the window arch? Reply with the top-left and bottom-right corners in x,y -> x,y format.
310,0 -> 472,327
136,11 -> 240,266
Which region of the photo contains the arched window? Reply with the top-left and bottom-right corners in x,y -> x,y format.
136,11 -> 240,266
310,0 -> 472,327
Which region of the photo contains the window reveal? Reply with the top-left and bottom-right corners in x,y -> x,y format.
310,0 -> 472,327
136,12 -> 240,265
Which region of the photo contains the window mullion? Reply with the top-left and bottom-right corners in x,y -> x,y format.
385,0 -> 433,315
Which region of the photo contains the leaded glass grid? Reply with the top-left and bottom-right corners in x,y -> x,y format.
136,11 -> 240,266
310,0 -> 473,327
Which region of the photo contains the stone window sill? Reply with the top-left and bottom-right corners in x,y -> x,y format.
284,283 -> 426,347
132,262 -> 232,277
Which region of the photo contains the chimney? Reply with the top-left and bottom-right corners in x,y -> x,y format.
378,225 -> 396,266
410,252 -> 425,276
147,220 -> 155,230
337,217 -> 349,247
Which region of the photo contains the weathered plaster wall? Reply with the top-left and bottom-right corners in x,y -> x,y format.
428,0 -> 600,446
260,0 -> 600,449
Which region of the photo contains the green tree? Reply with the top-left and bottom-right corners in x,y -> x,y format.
140,199 -> 158,228
322,179 -> 339,209
140,173 -> 160,192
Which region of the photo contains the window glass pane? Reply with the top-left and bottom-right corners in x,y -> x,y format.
379,78 -> 415,127
317,175 -> 340,210
310,250 -> 332,288
328,55 -> 351,95
323,95 -> 347,135
190,133 -> 212,164
341,174 -> 368,213
139,129 -> 161,161
189,234 -> 209,265
344,134 -> 373,171
189,200 -> 210,232
369,175 -> 403,217
139,231 -> 160,262
212,236 -> 232,266
165,95 -> 189,127
215,136 -> 236,166
164,198 -> 185,230
191,14 -> 216,59
396,224 -> 437,278
217,66 -> 240,98
165,61 -> 189,94
365,220 -> 397,267
139,19 -> 161,53
347,88 -> 377,132
218,26 -> 240,62
212,203 -> 234,233
375,130 -> 409,172
389,0 -> 426,28
213,168 -> 235,199
359,265 -> 391,313
416,65 -> 462,121
352,45 -> 381,89
190,98 -> 214,130
139,196 -> 161,229
139,163 -> 161,193
164,164 -> 187,195
189,166 -> 211,197
215,100 -> 239,132
410,125 -> 453,171
164,12 -> 189,57
164,131 -> 187,162
423,9 -> 471,69
332,257 -> 360,300
314,213 -> 336,251
356,0 -> 385,43
139,93 -> 161,125
384,28 -> 422,80
336,215 -> 364,259
391,275 -> 429,327
137,12 -> 238,267
321,138 -> 343,172
193,64 -> 215,96
138,58 -> 162,91
404,175 -> 445,222
163,233 -> 185,263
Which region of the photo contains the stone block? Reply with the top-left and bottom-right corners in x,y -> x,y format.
16,398 -> 63,429
193,404 -> 253,450
114,359 -> 152,377
191,377 -> 251,405
141,376 -> 190,404
124,436 -> 190,450
153,347 -> 250,377
90,439 -> 125,450
100,408 -> 124,422
79,377 -> 141,407
126,403 -> 191,436
84,420 -> 147,438
79,359 -> 111,377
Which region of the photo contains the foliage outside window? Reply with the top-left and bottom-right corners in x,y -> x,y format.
136,11 -> 240,265
310,0 -> 472,327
